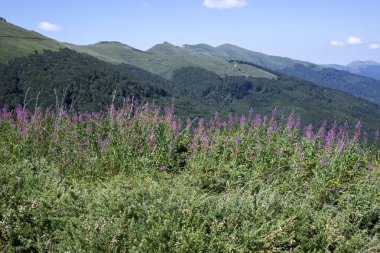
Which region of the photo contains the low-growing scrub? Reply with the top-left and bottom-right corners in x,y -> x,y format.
0,101 -> 380,252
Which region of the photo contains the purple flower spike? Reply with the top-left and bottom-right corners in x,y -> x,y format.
318,120 -> 327,138
287,112 -> 295,129
248,108 -> 254,119
252,114 -> 262,129
324,128 -> 335,153
304,124 -> 316,141
295,117 -> 301,129
353,121 -> 362,142
337,138 -> 346,153
228,113 -> 234,129
240,115 -> 247,128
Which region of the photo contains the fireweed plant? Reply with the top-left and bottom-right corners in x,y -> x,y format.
1,100 -> 380,252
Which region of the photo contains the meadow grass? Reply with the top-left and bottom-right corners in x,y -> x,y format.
0,101 -> 380,252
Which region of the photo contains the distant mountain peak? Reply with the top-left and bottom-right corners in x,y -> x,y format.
217,43 -> 245,49
148,41 -> 185,55
95,41 -> 125,45
183,43 -> 215,49
348,60 -> 380,67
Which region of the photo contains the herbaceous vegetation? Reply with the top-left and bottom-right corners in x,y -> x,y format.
1,100 -> 380,252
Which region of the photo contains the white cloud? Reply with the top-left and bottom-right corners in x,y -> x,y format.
330,40 -> 345,47
203,0 -> 247,9
369,43 -> 380,50
38,21 -> 62,31
346,36 -> 363,45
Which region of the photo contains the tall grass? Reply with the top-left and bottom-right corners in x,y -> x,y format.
1,100 -> 380,252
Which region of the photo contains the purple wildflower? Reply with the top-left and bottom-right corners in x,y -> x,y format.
228,113 -> 234,129
318,120 -> 327,138
248,107 -> 254,119
324,128 -> 335,153
197,118 -> 205,134
295,117 -> 301,129
251,114 -> 262,129
267,125 -> 275,139
304,124 -> 316,141
287,112 -> 295,129
320,159 -> 329,166
171,120 -> 177,132
270,108 -> 278,129
240,115 -> 247,128
337,138 -> 346,153
96,136 -> 103,144
353,121 -> 361,142
15,105 -> 29,138
102,139 -> 111,149
201,133 -> 210,150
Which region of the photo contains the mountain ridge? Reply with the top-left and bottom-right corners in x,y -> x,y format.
325,60 -> 380,80
184,43 -> 380,105
1,20 -> 380,130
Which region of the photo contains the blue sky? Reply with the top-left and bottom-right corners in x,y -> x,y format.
2,0 -> 380,64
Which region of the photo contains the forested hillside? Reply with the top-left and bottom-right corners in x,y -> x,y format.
185,43 -> 380,105
1,49 -> 380,133
0,49 -> 171,111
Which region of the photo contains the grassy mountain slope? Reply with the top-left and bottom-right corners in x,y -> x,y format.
185,43 -> 380,105
64,41 -> 276,80
0,20 -> 63,63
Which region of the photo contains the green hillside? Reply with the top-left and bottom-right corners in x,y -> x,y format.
0,20 -> 63,63
64,41 -> 276,80
171,66 -> 380,133
185,43 -> 380,105
1,49 -> 379,135
0,21 -> 379,133
0,49 -> 172,112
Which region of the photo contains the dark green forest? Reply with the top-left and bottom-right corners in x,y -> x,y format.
0,49 -> 170,111
171,66 -> 380,133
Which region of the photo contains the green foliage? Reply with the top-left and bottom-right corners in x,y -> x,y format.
0,104 -> 380,252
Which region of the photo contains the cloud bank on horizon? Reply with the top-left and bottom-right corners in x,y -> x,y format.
203,0 -> 247,9
37,21 -> 61,31
330,36 -> 378,50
